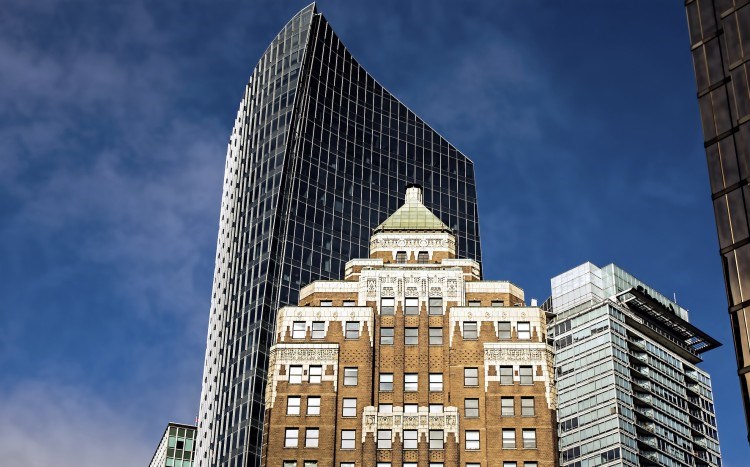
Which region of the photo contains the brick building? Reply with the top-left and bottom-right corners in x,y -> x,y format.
261,186 -> 557,467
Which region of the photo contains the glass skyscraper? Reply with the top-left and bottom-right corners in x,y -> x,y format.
549,263 -> 721,467
685,0 -> 750,441
196,4 -> 482,467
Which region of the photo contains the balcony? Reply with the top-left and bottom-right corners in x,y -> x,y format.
633,392 -> 652,404
634,406 -> 655,419
629,350 -> 648,363
637,435 -> 657,448
632,379 -> 651,391
636,421 -> 655,433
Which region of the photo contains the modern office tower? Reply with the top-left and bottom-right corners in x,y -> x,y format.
261,187 -> 556,467
549,263 -> 721,467
685,0 -> 750,439
150,423 -> 197,467
197,4 -> 482,466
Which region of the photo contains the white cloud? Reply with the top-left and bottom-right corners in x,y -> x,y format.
0,382 -> 154,467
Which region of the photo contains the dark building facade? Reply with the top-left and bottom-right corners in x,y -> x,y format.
196,5 -> 483,467
685,0 -> 750,441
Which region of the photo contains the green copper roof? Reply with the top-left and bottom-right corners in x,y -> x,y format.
374,186 -> 452,233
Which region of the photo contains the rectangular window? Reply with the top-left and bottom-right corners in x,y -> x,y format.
429,297 -> 443,315
519,366 -> 533,385
380,373 -> 393,391
381,297 -> 395,315
341,430 -> 355,449
502,429 -> 515,449
500,366 -> 513,385
377,464 -> 391,467
343,300 -> 355,306
405,327 -> 418,345
429,327 -> 443,345
311,321 -> 325,339
404,404 -> 418,413
463,322 -> 478,339
345,321 -> 360,339
464,367 -> 478,386
429,373 -> 443,391
521,397 -> 535,416
429,430 -> 444,449
283,462 -> 297,467
503,463 -> 517,467
395,251 -> 407,263
498,321 -> 511,339
429,404 -> 443,413
468,300 -> 481,307
404,297 -> 420,315
501,397 -> 514,416
307,397 -> 320,416
344,367 -> 358,386
308,365 -> 322,384
340,464 -> 354,467
517,322 -> 531,340
287,396 -> 301,415
377,430 -> 392,449
492,300 -> 504,307
465,430 -> 479,450
321,300 -> 332,307
465,398 -> 479,417
292,322 -> 306,339
429,464 -> 444,467
522,429 -> 536,448
403,430 -> 418,449
380,327 -> 394,345
304,463 -> 317,467
417,251 -> 429,263
379,404 -> 393,413
342,398 -> 357,417
523,463 -> 538,467
305,428 -> 319,448
289,365 -> 303,384
285,428 -> 299,448
404,373 -> 418,392
404,464 -> 417,467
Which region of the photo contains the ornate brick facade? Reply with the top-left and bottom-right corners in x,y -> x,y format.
262,187 -> 557,467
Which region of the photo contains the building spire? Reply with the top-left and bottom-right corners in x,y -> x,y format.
373,185 -> 452,234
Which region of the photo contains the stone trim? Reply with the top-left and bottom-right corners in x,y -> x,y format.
265,343 -> 339,409
361,406 -> 459,443
276,306 -> 375,345
483,342 -> 557,409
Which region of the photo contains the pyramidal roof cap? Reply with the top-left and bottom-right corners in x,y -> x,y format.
374,185 -> 452,233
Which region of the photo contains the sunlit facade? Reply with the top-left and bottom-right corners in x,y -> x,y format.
262,187 -> 556,467
549,263 -> 721,466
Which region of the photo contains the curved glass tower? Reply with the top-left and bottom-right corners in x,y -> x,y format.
196,4 -> 482,466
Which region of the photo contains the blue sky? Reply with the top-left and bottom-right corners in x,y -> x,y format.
1,0 -> 746,465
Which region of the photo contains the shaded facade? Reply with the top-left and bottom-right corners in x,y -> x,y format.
150,423 -> 198,467
549,263 -> 721,466
262,187 -> 556,467
685,0 -> 750,440
196,5 -> 482,467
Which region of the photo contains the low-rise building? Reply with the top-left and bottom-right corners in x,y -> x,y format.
150,422 -> 197,467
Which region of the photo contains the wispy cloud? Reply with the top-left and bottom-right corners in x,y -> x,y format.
0,380 -> 195,467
